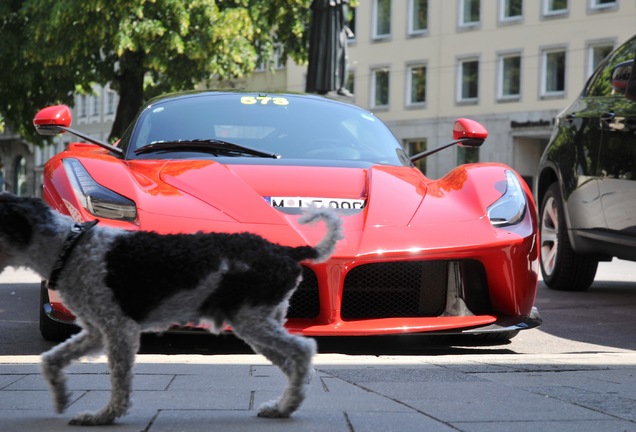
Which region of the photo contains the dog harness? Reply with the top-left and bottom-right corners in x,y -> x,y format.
47,219 -> 99,290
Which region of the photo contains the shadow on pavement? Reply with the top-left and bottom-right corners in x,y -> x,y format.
534,279 -> 636,351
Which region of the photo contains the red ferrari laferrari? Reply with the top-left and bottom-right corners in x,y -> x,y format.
34,91 -> 540,342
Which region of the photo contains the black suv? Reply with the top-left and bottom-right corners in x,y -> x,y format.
536,34 -> 636,291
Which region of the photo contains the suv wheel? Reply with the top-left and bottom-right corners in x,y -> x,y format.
539,182 -> 598,291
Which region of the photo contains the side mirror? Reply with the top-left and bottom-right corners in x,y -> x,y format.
611,60 -> 633,95
410,118 -> 488,162
453,118 -> 488,147
32,104 -> 124,155
33,105 -> 72,136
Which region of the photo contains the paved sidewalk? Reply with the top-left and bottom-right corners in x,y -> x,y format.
1,267 -> 636,431
1,351 -> 636,432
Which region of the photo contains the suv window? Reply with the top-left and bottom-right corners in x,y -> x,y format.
586,36 -> 636,97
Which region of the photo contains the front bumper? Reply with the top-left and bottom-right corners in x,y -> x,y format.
43,298 -> 541,337
283,307 -> 541,337
43,210 -> 541,338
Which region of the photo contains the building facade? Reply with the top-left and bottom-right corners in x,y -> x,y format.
3,0 -> 635,196
277,0 -> 636,186
0,129 -> 32,196
0,83 -> 119,197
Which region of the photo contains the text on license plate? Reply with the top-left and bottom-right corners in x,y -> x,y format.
264,197 -> 366,209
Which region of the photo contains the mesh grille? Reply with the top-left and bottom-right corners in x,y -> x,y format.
341,261 -> 448,319
287,266 -> 320,319
286,260 -> 491,321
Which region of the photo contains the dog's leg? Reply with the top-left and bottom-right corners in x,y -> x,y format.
230,308 -> 317,418
41,326 -> 103,414
69,320 -> 140,426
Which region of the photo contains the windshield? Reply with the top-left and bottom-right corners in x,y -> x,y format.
134,139 -> 280,158
123,93 -> 410,166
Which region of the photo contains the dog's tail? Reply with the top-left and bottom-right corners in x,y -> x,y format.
288,207 -> 344,263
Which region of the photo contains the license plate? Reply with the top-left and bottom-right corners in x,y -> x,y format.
264,196 -> 366,210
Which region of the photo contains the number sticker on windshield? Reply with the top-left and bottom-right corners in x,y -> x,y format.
240,96 -> 289,106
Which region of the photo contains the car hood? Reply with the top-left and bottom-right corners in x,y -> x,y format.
113,159 -> 507,255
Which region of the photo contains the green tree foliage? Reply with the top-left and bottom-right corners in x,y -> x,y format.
0,0 -> 312,143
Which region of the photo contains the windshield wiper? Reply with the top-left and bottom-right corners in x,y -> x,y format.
134,139 -> 280,159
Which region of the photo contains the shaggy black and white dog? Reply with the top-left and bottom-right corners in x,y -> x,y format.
0,193 -> 343,425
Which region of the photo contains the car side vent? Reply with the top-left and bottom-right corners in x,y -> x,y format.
460,259 -> 492,315
287,266 -> 320,319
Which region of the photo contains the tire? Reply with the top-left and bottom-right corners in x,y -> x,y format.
539,182 -> 598,291
39,282 -> 79,342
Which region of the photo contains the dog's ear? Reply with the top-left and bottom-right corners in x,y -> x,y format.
4,212 -> 33,246
0,194 -> 35,246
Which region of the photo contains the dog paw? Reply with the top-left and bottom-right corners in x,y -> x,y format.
53,392 -> 71,414
304,367 -> 315,385
257,400 -> 290,418
69,411 -> 116,426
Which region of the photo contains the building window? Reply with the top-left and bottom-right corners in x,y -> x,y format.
345,70 -> 355,96
498,53 -> 521,100
457,147 -> 480,165
255,58 -> 266,72
347,6 -> 357,38
499,0 -> 522,22
407,64 -> 427,106
459,0 -> 480,27
78,95 -> 87,118
405,139 -> 427,174
373,0 -> 391,39
589,0 -> 617,10
106,90 -> 116,115
0,158 -> 4,192
542,0 -> 568,16
371,68 -> 390,108
458,58 -> 479,103
541,48 -> 566,97
273,45 -> 285,70
408,0 -> 428,35
92,94 -> 100,117
587,42 -> 614,76
14,156 -> 27,196
254,45 -> 285,72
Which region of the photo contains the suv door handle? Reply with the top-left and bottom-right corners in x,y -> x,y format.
601,111 -> 616,122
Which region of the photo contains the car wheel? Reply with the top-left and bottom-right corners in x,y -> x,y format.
539,182 -> 598,291
39,282 -> 79,342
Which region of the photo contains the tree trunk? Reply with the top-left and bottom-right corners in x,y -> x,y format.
109,58 -> 145,143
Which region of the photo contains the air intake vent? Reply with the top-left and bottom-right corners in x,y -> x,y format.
341,261 -> 448,319
287,266 -> 320,318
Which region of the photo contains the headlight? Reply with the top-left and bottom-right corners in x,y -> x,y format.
63,158 -> 137,221
487,170 -> 526,227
